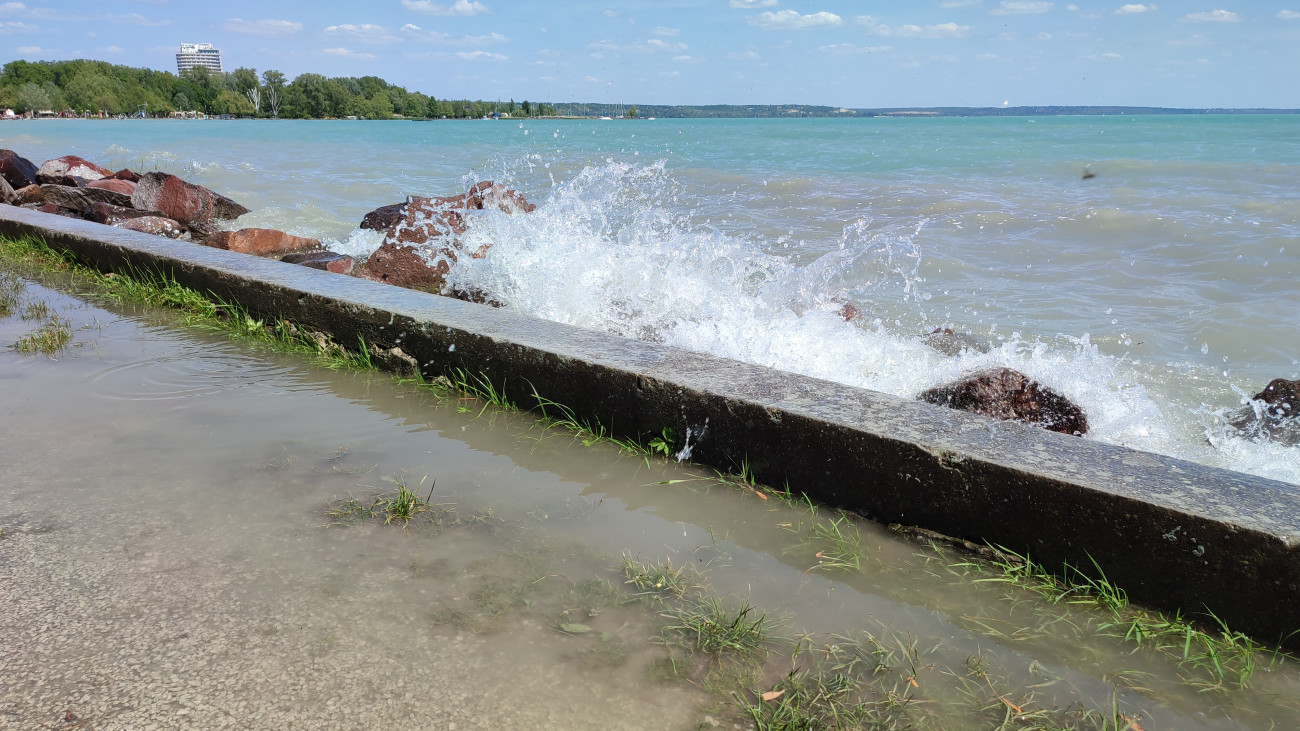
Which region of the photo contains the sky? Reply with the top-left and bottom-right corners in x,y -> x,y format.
2,1 -> 1298,109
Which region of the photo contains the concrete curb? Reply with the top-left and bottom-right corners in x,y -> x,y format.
4,205 -> 1299,647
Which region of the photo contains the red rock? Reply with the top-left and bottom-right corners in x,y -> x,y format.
918,367 -> 1088,436
87,178 -> 137,196
838,303 -> 860,322
84,202 -> 163,225
0,149 -> 39,190
130,172 -> 249,226
36,202 -> 82,218
202,228 -> 321,257
114,216 -> 185,238
281,250 -> 356,275
384,201 -> 467,247
36,155 -> 111,184
111,169 -> 142,183
12,184 -> 44,205
465,180 -> 536,214
357,242 -> 446,292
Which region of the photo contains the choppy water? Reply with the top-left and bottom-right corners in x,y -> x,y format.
3,115 -> 1297,483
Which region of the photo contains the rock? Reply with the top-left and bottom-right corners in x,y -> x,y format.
359,202 -> 406,232
281,250 -> 356,275
357,242 -> 446,293
923,328 -> 991,356
36,202 -> 83,219
111,168 -> 142,183
1226,378 -> 1300,447
130,172 -> 249,226
918,367 -> 1088,436
87,178 -> 137,196
0,174 -> 13,204
837,303 -> 861,322
12,184 -> 44,205
36,155 -> 112,184
84,202 -> 164,226
114,216 -> 186,238
186,221 -> 220,243
202,228 -> 321,257
41,183 -> 133,210
0,149 -> 39,190
464,180 -> 537,214
385,201 -> 468,247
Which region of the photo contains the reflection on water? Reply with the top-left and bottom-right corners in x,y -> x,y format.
2,274 -> 1299,729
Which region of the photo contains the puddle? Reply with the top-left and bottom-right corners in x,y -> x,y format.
2,270 -> 1299,730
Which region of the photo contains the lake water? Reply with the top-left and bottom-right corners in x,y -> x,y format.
5,268 -> 1300,729
2,115 -> 1297,484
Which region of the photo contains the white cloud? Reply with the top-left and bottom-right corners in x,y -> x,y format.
1167,34 -> 1212,46
857,16 -> 972,37
940,0 -> 982,7
1181,9 -> 1239,22
585,75 -> 601,83
652,26 -> 680,36
1115,3 -> 1156,13
819,43 -> 891,54
401,0 -> 490,16
1100,51 -> 1122,58
323,47 -> 376,59
977,52 -> 998,59
672,55 -> 693,62
726,50 -> 761,60
110,12 -> 169,26
1277,10 -> 1300,19
102,45 -> 123,53
991,1 -> 1053,14
589,38 -> 688,54
324,24 -> 398,44
1067,3 -> 1080,8
729,0 -> 778,8
222,18 -> 303,36
456,50 -> 506,61
0,2 -> 25,14
0,19 -> 34,33
749,10 -> 844,30
400,24 -> 507,45
16,44 -> 40,52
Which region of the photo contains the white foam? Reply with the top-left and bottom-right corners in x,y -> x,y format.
439,160 -> 1296,485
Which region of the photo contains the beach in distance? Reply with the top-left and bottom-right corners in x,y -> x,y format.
4,113 -> 1297,484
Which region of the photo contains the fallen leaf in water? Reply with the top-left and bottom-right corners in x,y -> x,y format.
761,690 -> 785,702
815,551 -> 825,558
755,491 -> 767,500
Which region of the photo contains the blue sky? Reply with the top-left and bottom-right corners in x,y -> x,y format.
2,1 -> 1297,108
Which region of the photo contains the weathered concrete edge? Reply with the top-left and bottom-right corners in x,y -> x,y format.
5,206 -> 1299,646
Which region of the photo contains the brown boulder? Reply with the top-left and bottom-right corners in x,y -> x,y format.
12,184 -> 44,205
357,242 -> 446,292
0,174 -> 13,205
1227,378 -> 1300,447
203,228 -> 321,257
131,172 -> 249,226
84,201 -> 163,226
87,178 -> 137,196
41,183 -> 133,210
465,180 -> 536,214
281,251 -> 356,275
918,367 -> 1088,436
114,216 -> 186,239
36,202 -> 82,219
385,201 -> 468,247
111,169 -> 142,183
359,202 -> 406,231
36,155 -> 112,184
0,149 -> 39,190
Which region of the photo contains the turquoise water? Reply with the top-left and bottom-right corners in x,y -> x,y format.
3,115 -> 1298,483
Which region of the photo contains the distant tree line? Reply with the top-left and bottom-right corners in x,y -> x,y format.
0,59 -> 559,119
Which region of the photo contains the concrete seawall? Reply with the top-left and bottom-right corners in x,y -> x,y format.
4,205 -> 1299,647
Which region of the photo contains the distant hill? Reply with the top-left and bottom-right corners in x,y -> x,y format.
604,104 -> 1300,119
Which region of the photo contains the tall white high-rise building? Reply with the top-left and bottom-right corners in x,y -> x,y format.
176,43 -> 223,74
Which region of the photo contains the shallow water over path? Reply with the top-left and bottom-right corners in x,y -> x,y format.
3,270 -> 1299,730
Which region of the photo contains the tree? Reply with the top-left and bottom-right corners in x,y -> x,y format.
261,69 -> 286,118
232,67 -> 259,95
16,82 -> 54,112
521,100 -> 531,116
626,105 -> 637,119
172,92 -> 192,111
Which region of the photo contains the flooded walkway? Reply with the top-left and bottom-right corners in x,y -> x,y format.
2,269 -> 1299,730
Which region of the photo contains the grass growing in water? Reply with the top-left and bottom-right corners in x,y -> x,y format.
327,476 -> 440,526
